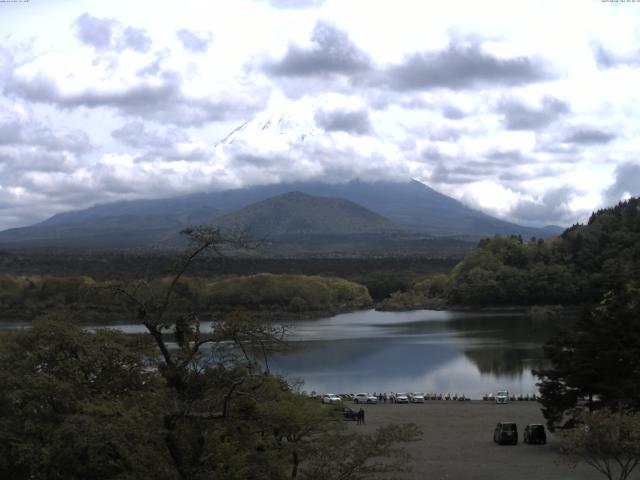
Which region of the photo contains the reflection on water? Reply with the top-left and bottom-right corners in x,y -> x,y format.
269,309 -> 564,398
0,308 -> 566,399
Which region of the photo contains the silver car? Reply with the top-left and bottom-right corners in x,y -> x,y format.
354,393 -> 378,404
395,392 -> 409,403
409,392 -> 425,403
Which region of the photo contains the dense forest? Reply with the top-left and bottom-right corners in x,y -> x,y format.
0,255 -> 455,322
385,198 -> 640,308
0,273 -> 372,322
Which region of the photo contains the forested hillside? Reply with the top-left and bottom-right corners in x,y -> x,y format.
0,273 -> 372,322
387,198 -> 640,307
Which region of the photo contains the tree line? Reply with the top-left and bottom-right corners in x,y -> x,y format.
384,197 -> 640,309
0,272 -> 372,322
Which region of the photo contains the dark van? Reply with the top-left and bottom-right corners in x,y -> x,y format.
493,422 -> 518,445
523,424 -> 547,444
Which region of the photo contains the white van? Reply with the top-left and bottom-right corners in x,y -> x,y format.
495,390 -> 509,404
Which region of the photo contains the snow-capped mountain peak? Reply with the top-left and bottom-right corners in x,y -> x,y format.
217,104 -> 318,148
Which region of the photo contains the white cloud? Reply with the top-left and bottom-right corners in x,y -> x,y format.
0,0 -> 639,229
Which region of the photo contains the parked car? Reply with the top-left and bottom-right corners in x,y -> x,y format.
495,390 -> 509,404
523,424 -> 547,444
409,392 -> 425,403
342,407 -> 359,421
395,392 -> 409,404
494,422 -> 518,445
322,394 -> 342,404
354,393 -> 378,404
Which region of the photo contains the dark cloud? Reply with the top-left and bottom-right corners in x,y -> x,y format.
592,43 -> 640,69
314,108 -> 372,135
604,162 -> 640,205
498,96 -> 569,130
563,128 -> 615,145
111,121 -> 187,148
112,121 -> 210,162
426,126 -> 464,142
122,27 -> 152,52
430,162 -> 486,185
138,51 -> 169,77
441,104 -> 466,119
263,21 -> 371,77
0,48 -> 15,87
421,145 -> 452,162
486,149 -> 526,162
176,29 -> 213,53
421,147 -> 493,185
0,148 -> 76,174
233,153 -> 279,167
10,70 -> 267,127
73,13 -> 152,52
380,43 -> 554,91
508,187 -> 577,226
0,106 -> 92,153
266,0 -> 325,8
74,13 -> 114,50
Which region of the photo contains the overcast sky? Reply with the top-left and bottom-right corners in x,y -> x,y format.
1,0 -> 639,230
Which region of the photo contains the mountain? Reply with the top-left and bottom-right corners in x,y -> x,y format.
0,179 -> 561,252
215,191 -> 401,238
216,106 -> 317,149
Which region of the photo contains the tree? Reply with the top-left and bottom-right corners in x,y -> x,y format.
299,423 -> 422,480
0,316 -> 173,480
559,410 -> 640,480
536,284 -> 640,430
110,225 -> 422,479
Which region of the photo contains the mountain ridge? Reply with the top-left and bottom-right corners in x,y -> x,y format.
0,179 -> 562,252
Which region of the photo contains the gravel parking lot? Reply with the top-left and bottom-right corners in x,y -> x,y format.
345,400 -> 603,480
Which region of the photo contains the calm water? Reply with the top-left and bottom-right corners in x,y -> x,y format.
1,309 -> 563,399
268,309 -> 561,398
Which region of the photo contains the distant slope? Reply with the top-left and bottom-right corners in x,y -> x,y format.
0,179 -> 561,251
216,191 -> 401,238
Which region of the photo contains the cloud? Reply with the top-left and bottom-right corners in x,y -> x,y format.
498,96 -> 569,130
314,107 -> 372,135
507,187 -> 578,226
121,27 -> 152,52
111,121 -> 188,148
265,0 -> 325,8
74,13 -> 114,50
111,121 -> 211,162
441,104 -> 467,120
263,21 -> 371,77
592,43 -> 640,69
425,126 -> 464,142
563,128 -> 615,145
73,13 -> 151,52
379,43 -> 555,91
176,28 -> 213,53
604,162 -> 640,205
10,68 -> 267,127
0,104 -> 92,154
0,104 -> 96,230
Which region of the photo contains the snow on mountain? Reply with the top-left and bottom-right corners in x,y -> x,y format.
216,103 -> 318,150
212,100 -> 406,186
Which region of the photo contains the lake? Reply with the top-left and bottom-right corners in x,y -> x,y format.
0,308 -> 563,399
268,309 -> 562,398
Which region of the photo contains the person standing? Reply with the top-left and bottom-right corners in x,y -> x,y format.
358,408 -> 365,425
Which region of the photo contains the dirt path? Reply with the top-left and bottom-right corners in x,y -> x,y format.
345,400 -> 603,480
